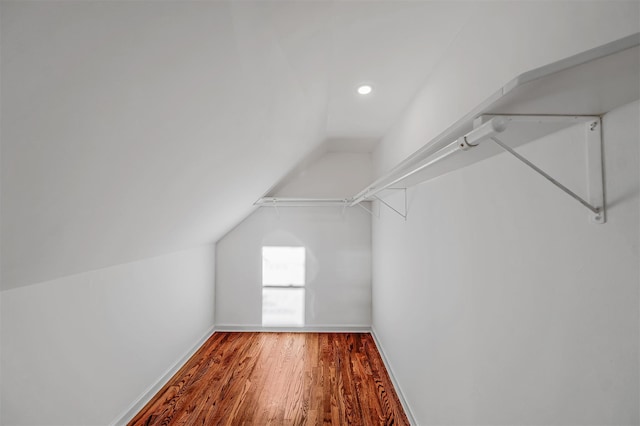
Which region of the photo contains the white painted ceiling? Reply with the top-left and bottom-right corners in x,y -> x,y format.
0,1 -> 472,289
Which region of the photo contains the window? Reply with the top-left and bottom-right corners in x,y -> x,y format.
262,246 -> 305,327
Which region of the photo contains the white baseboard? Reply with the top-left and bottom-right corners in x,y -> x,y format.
215,324 -> 371,333
370,326 -> 417,426
109,324 -> 216,426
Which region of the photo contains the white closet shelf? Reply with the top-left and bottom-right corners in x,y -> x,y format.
256,33 -> 639,224
353,33 -> 639,197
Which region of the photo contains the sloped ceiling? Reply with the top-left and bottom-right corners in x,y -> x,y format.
0,1 -> 472,290
270,146 -> 375,199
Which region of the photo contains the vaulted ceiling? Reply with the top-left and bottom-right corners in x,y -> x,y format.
1,1 -> 474,289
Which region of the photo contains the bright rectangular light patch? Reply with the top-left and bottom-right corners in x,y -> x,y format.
262,246 -> 305,286
262,287 -> 305,327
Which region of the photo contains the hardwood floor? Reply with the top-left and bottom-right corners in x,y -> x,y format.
129,332 -> 409,425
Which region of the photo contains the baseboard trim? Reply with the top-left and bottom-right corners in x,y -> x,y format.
370,326 -> 417,426
109,324 -> 216,426
215,324 -> 371,333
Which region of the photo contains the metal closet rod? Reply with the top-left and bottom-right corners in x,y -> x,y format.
256,115 -> 604,224
348,116 -> 508,206
255,197 -> 350,207
255,117 -> 507,208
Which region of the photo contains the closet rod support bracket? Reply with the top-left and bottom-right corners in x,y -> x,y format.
372,188 -> 408,220
586,118 -> 606,224
481,115 -> 605,224
371,188 -> 409,221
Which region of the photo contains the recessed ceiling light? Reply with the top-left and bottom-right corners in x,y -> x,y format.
357,84 -> 373,95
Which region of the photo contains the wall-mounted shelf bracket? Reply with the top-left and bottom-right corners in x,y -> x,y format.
371,188 -> 407,220
479,115 -> 605,223
356,202 -> 379,218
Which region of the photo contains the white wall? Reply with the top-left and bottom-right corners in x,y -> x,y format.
372,100 -> 639,424
370,4 -> 639,423
216,207 -> 371,329
0,244 -> 215,426
272,151 -> 373,199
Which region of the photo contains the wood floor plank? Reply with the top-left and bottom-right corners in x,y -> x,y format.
129,332 -> 410,426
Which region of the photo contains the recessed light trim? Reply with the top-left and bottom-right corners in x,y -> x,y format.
357,84 -> 373,95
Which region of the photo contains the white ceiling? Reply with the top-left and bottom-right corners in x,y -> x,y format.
0,1 -> 472,289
